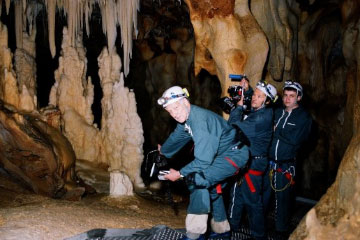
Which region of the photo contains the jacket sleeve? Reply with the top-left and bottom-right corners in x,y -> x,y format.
228,106 -> 244,126
275,114 -> 312,146
180,129 -> 220,177
161,124 -> 192,158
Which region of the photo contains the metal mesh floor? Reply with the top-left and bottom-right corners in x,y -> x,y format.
66,199 -> 313,240
65,225 -> 273,240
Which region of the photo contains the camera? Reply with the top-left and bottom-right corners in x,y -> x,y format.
144,150 -> 169,179
218,74 -> 248,113
228,85 -> 244,101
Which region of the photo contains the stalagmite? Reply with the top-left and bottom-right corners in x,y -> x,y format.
49,27 -> 98,161
110,170 -> 133,196
14,26 -> 37,112
98,47 -> 145,193
0,22 -> 20,109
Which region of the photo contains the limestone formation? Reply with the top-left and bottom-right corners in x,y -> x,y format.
49,27 -> 145,193
0,100 -> 84,199
49,27 -> 98,162
291,2 -> 360,238
98,47 -> 145,191
185,0 -> 268,96
250,0 -> 299,82
0,21 -> 36,112
14,28 -> 38,112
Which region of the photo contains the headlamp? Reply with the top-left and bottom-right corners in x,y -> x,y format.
283,80 -> 303,97
157,97 -> 167,106
256,81 -> 275,100
157,93 -> 187,106
284,80 -> 294,87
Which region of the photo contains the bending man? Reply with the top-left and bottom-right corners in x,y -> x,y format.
158,86 -> 249,240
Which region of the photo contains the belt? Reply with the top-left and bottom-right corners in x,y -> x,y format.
251,155 -> 267,160
269,158 -> 295,164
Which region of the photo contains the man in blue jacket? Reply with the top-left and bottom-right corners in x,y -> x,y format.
228,81 -> 277,240
158,86 -> 249,240
263,80 -> 312,237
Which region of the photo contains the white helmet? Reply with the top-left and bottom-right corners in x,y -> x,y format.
283,80 -> 303,97
256,81 -> 277,101
157,86 -> 189,108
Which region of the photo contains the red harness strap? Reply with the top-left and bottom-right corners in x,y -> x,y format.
216,184 -> 222,194
215,157 -> 241,194
225,157 -> 240,175
244,169 -> 264,193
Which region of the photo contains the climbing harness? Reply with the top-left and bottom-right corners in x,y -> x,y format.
269,161 -> 295,192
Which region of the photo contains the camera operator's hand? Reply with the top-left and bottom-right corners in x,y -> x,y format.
237,93 -> 244,106
164,168 -> 182,182
157,144 -> 162,154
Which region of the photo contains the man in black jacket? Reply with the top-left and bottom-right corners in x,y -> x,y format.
228,81 -> 277,240
263,80 -> 312,237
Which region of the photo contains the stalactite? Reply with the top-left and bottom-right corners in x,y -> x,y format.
99,0 -> 117,54
117,0 -> 140,76
26,1 -> 42,37
84,0 -> 93,37
46,0 -> 56,58
14,0 -> 23,49
0,0 -> 140,76
5,0 -> 10,15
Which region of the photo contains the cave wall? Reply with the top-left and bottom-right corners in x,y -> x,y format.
291,1 -> 360,238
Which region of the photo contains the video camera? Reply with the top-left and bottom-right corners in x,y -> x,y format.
218,74 -> 248,114
144,150 -> 169,180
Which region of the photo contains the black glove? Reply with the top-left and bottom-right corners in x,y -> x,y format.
185,172 -> 208,193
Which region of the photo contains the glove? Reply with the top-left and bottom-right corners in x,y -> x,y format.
185,172 -> 209,193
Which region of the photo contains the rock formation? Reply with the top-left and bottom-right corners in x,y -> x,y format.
98,47 -> 145,194
0,100 -> 84,200
291,1 -> 360,238
49,27 -> 145,193
0,22 -> 36,112
185,0 -> 268,96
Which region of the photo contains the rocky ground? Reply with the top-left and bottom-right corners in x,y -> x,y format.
0,161 -> 187,240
